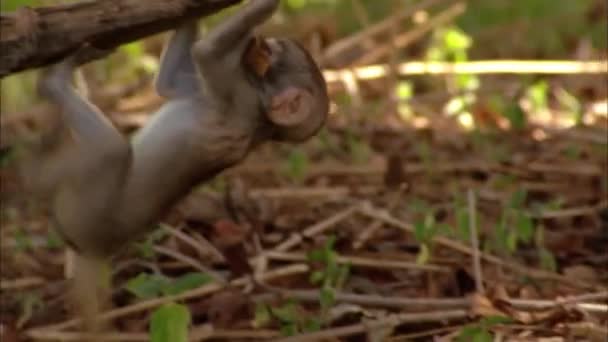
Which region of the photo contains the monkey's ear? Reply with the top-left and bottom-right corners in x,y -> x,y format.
267,86 -> 313,127
244,37 -> 271,77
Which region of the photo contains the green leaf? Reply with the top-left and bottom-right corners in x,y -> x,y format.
480,315 -> 514,327
324,255 -> 340,286
424,213 -> 435,233
150,303 -> 191,342
125,273 -> 168,299
506,231 -> 518,253
456,74 -> 479,91
280,322 -> 299,336
444,27 -> 472,51
457,326 -> 483,341
535,223 -> 546,246
162,273 -> 212,296
335,263 -> 350,289
396,81 -> 413,100
456,208 -> 471,242
271,302 -> 297,323
473,329 -> 493,342
45,230 -> 65,249
563,145 -> 581,160
307,249 -> 325,262
527,80 -> 549,111
303,318 -> 322,332
437,223 -> 455,238
135,227 -> 168,259
284,149 -> 309,183
493,221 -> 510,254
309,270 -> 325,285
445,96 -> 467,116
426,46 -> 445,61
320,287 -> 335,310
492,174 -> 517,190
324,235 -> 337,255
253,302 -> 271,328
317,128 -> 339,154
509,190 -> 527,209
416,244 -> 431,265
19,293 -> 45,325
539,248 -> 557,272
516,214 -> 534,244
409,198 -> 430,213
414,213 -> 437,243
347,134 -> 371,164
555,88 -> 582,125
413,221 -> 426,243
14,228 -> 32,251
503,103 -> 527,130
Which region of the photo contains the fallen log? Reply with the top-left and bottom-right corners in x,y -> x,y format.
0,0 -> 242,78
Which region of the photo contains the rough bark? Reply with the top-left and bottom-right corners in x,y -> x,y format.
0,0 -> 242,78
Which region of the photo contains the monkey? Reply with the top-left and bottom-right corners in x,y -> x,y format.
26,0 -> 328,259
21,0 -> 328,332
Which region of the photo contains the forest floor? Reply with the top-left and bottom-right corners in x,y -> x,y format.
1,77 -> 606,341
1,2 -> 607,339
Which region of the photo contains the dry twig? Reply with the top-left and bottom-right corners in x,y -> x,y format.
30,264 -> 309,332
358,204 -> 599,289
272,310 -> 468,342
468,189 -> 484,294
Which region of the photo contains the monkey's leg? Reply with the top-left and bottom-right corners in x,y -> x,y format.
39,59 -> 129,156
19,120 -> 76,196
38,56 -> 131,217
38,57 -> 130,336
155,21 -> 200,99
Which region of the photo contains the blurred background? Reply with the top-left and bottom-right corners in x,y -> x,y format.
0,0 -> 607,340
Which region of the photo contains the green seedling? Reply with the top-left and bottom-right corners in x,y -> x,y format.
308,235 -> 350,321
125,272 -> 212,300
457,315 -> 514,342
486,189 -> 540,259
255,301 -> 322,336
150,303 -> 191,342
282,148 -> 309,184
134,227 -> 169,259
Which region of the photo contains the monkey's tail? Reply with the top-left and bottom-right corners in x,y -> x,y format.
70,252 -> 112,339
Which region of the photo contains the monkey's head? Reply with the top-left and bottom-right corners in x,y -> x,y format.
243,37 -> 329,142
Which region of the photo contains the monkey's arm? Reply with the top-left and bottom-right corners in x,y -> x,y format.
155,21 -> 200,99
190,0 -> 279,103
196,0 -> 279,58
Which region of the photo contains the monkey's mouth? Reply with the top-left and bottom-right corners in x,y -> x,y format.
243,37 -> 272,78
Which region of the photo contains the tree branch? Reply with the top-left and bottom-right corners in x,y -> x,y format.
0,0 -> 242,78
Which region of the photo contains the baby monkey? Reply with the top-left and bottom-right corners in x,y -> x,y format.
24,0 -> 328,331
29,0 -> 328,258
